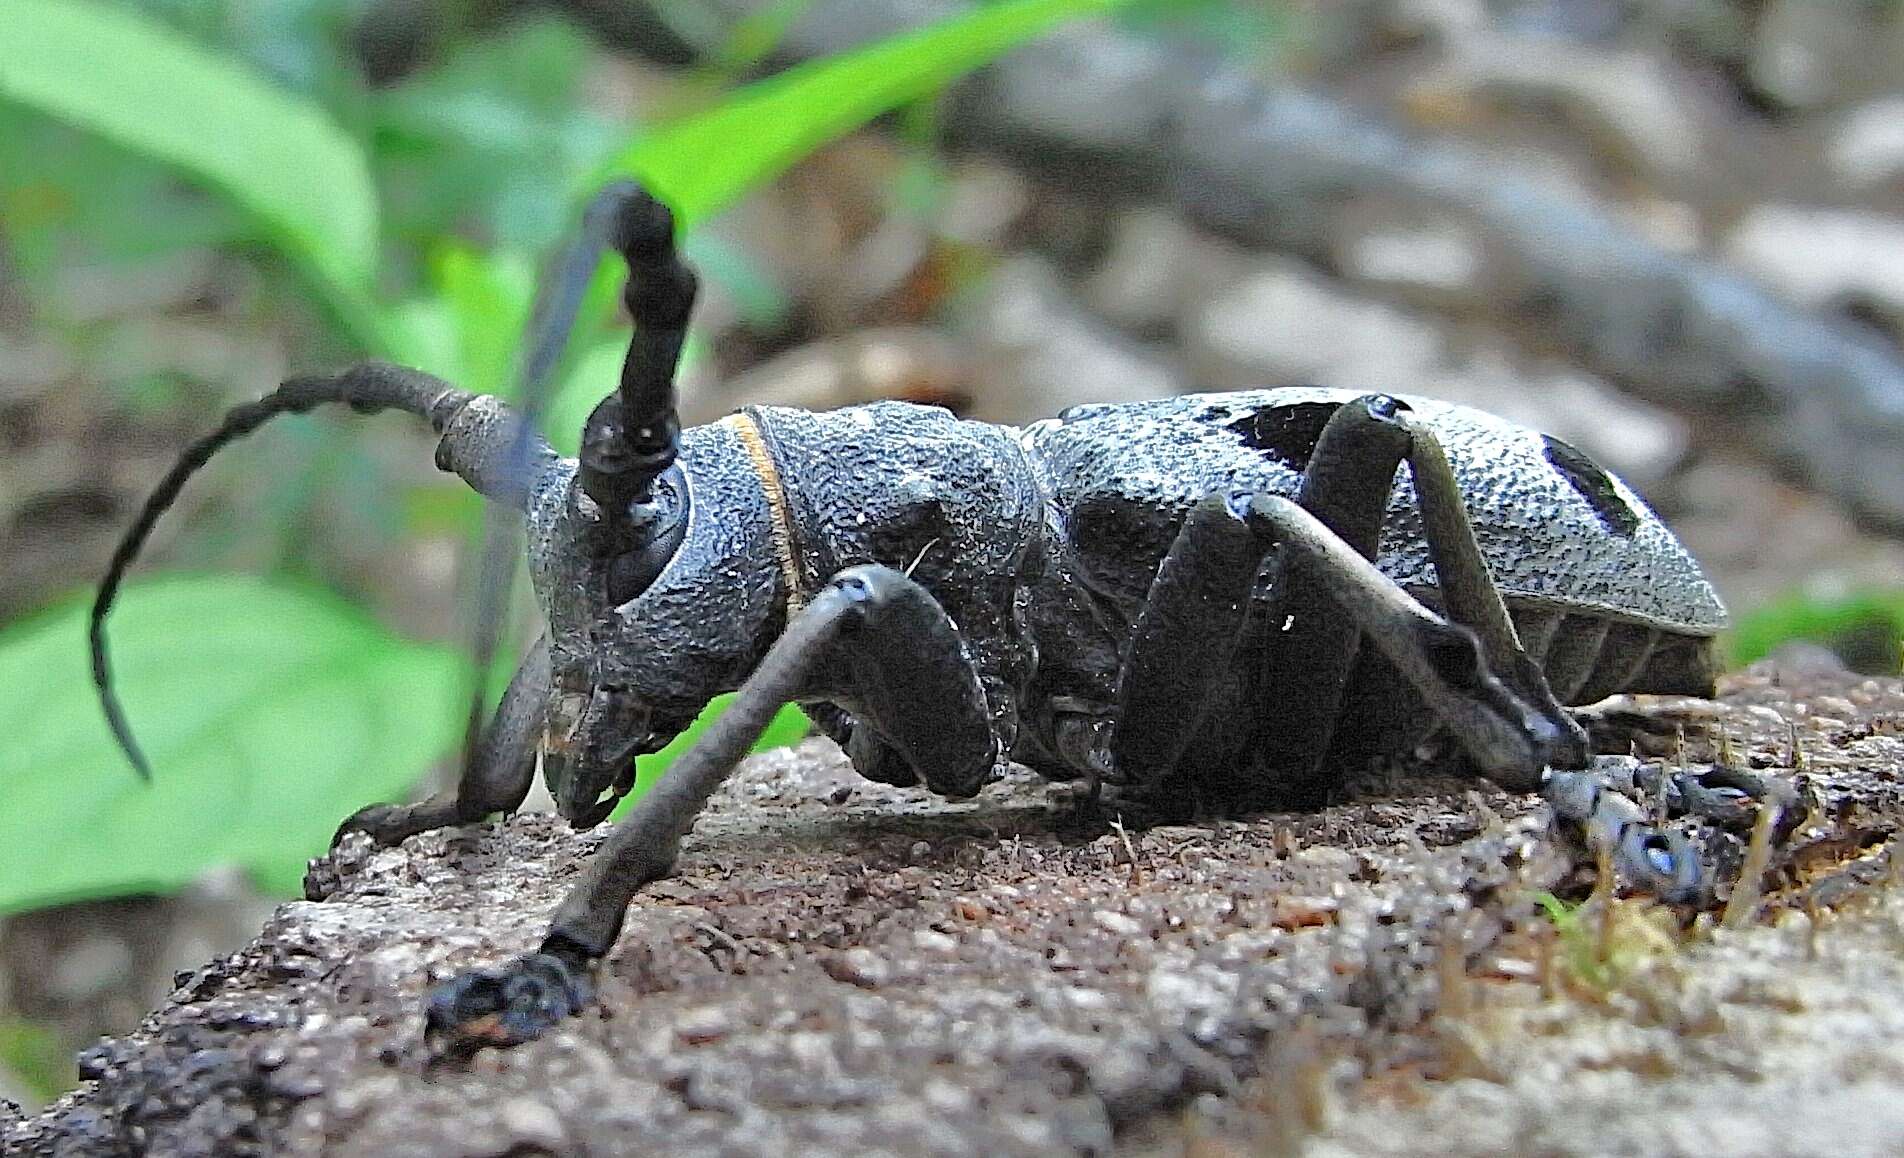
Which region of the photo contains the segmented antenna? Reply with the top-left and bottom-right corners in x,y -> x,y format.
578,184 -> 695,520
93,181 -> 690,786
90,365 -> 491,779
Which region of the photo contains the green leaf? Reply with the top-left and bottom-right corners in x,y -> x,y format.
611,0 -> 1125,226
1727,589 -> 1904,674
611,698 -> 814,823
0,576 -> 465,913
0,1016 -> 69,1102
0,0 -> 388,348
429,243 -> 537,396
374,16 -> 617,255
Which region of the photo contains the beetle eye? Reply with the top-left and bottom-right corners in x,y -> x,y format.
604,470 -> 691,605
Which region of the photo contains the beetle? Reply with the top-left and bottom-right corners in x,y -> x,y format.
91,182 -> 1733,1052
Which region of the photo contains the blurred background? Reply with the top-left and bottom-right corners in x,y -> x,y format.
2,0 -> 1902,1109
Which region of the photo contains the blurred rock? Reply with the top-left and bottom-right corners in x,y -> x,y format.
1328,204 -> 1486,310
1404,34 -> 1706,184
1425,348 -> 1689,492
955,256 -> 1181,423
49,250 -> 221,324
695,139 -> 917,333
1187,258 -> 1444,390
935,157 -> 1034,249
1616,194 -> 1704,255
1492,0 -> 1628,42
812,215 -> 934,329
1381,0 -> 1487,44
0,336 -> 74,400
1627,0 -> 1755,65
1277,0 -> 1390,76
1747,0 -> 1904,111
89,319 -> 290,398
1082,206 -> 1247,338
1831,97 -> 1904,192
1666,456 -> 1904,612
954,22 -> 1173,160
1017,180 -> 1115,271
684,327 -> 970,425
1724,206 -> 1904,336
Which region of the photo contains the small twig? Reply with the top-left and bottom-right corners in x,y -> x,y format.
1109,811 -> 1144,885
695,921 -> 744,968
1723,795 -> 1785,930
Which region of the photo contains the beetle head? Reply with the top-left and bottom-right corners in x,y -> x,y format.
542,671 -> 703,828
527,443 -> 784,828
532,463 -> 695,827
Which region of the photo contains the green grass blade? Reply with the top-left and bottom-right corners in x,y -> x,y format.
0,0 -> 389,348
610,0 -> 1124,226
0,577 -> 465,912
1726,589 -> 1904,672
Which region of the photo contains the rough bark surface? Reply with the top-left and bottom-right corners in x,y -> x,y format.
7,662 -> 1902,1157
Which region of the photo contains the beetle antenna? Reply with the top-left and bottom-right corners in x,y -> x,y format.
91,363 -> 547,780
577,183 -> 694,519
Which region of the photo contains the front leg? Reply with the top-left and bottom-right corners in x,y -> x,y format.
425,565 -> 996,1054
333,635 -> 550,848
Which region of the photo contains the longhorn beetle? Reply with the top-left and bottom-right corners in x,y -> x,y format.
92,182 -> 1744,1052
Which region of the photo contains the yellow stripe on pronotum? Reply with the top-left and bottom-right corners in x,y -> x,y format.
723,412 -> 807,617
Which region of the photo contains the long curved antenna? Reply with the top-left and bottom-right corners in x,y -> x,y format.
91,363 -> 542,780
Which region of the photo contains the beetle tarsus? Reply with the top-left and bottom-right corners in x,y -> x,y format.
1545,759 -> 1707,902
425,946 -> 596,1058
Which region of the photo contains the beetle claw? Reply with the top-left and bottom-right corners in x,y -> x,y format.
333,803 -> 407,848
425,950 -> 595,1058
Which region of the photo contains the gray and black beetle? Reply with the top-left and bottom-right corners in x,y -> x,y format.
91,183 -> 1735,1052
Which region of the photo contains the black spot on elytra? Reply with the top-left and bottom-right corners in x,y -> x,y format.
1224,400 -> 1342,471
1541,434 -> 1640,538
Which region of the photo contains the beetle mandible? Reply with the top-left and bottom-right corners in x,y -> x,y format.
92,182 -> 1731,1051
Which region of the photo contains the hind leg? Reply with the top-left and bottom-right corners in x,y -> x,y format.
1113,397 -> 1575,798
1114,487 -> 1574,788
1109,395 -> 1701,895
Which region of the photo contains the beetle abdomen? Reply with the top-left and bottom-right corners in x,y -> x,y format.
1507,607 -> 1716,700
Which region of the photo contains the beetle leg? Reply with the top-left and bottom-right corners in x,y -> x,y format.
1113,395 -> 1412,800
423,566 -> 997,1054
803,702 -> 919,787
1114,394 -> 1574,801
333,636 -> 551,849
1392,410 -> 1588,763
1249,395 -> 1416,803
1544,758 -> 1705,902
1128,490 -> 1570,792
1385,413 -> 1720,887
